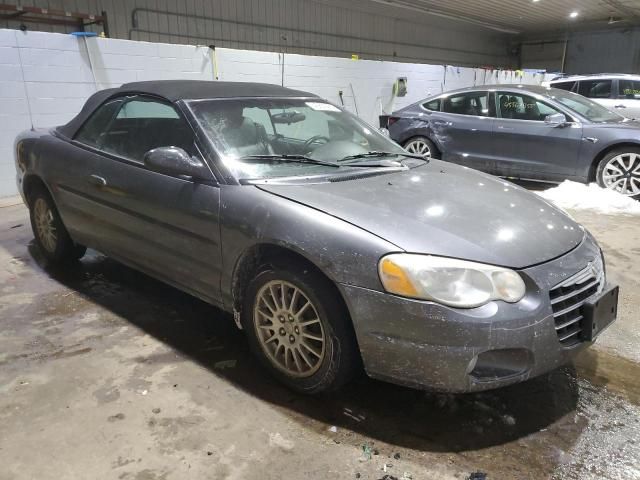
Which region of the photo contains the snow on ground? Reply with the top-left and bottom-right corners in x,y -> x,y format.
537,181 -> 640,216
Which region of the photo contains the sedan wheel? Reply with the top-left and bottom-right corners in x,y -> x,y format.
597,150 -> 640,198
253,280 -> 326,377
241,265 -> 359,393
33,197 -> 58,253
404,136 -> 436,159
28,187 -> 86,265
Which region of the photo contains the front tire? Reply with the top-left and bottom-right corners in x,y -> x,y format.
29,187 -> 86,265
241,265 -> 358,394
404,136 -> 438,159
596,148 -> 640,199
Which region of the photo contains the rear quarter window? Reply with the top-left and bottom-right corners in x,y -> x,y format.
74,98 -> 124,147
422,99 -> 441,111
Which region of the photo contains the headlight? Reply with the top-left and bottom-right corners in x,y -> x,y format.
378,254 -> 526,308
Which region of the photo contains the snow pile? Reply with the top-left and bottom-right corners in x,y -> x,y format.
537,181 -> 640,215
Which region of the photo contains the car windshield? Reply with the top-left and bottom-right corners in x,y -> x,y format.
188,98 -> 410,180
544,89 -> 623,123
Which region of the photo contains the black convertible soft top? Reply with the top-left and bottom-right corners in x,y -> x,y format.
57,80 -> 317,139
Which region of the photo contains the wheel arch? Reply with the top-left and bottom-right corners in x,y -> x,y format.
402,134 -> 442,157
589,142 -> 640,182
22,174 -> 52,207
230,243 -> 354,333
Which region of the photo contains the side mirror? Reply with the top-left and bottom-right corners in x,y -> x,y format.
143,146 -> 208,179
544,113 -> 568,127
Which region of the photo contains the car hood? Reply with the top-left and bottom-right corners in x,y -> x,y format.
256,161 -> 584,269
590,119 -> 640,130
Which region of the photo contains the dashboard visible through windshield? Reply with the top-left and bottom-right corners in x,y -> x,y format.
187,98 -> 411,180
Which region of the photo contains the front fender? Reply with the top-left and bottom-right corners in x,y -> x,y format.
218,185 -> 400,308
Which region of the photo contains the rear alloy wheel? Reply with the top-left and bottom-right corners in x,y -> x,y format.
404,136 -> 437,159
29,187 -> 86,265
242,266 -> 358,394
597,149 -> 640,199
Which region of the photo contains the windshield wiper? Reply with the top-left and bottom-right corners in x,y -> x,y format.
238,154 -> 340,168
337,151 -> 427,162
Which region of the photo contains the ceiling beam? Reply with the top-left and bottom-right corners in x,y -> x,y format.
600,0 -> 640,23
367,0 -> 521,34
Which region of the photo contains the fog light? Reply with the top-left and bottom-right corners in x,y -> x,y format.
469,349 -> 533,381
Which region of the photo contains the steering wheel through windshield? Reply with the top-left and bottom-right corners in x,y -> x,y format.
303,135 -> 330,152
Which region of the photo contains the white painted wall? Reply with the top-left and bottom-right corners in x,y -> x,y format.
0,29 -> 549,197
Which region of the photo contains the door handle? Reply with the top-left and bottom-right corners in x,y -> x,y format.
614,105 -> 626,108
88,174 -> 107,187
433,120 -> 453,126
497,125 -> 514,131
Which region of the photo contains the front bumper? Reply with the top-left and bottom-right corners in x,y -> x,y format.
340,234 -> 615,393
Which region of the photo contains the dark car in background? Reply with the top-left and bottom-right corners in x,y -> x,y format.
384,85 -> 640,199
15,80 -> 618,395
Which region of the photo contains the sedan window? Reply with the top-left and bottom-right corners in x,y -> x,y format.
618,80 -> 640,99
442,92 -> 489,117
497,92 -> 561,121
422,98 -> 441,111
74,98 -> 124,148
578,80 -> 612,99
99,98 -> 195,162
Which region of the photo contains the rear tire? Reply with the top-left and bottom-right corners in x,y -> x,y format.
28,187 -> 86,265
241,263 -> 358,394
404,136 -> 439,159
596,147 -> 640,200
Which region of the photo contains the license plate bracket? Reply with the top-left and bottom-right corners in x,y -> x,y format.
582,285 -> 619,341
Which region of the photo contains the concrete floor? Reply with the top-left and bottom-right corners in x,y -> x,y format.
1,202 -> 639,480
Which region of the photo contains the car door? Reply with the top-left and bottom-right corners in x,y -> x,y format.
435,90 -> 496,172
577,79 -> 621,113
53,97 -> 125,248
615,79 -> 640,119
72,95 -> 223,305
491,91 -> 583,181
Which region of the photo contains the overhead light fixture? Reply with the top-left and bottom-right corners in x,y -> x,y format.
569,11 -> 579,18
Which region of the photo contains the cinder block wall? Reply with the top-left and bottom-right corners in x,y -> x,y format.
0,29 -> 550,198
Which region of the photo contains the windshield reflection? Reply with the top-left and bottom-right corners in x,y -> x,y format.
188,98 -> 409,179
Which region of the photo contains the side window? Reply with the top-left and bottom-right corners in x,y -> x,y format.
243,107 -> 275,135
422,98 -> 441,111
74,98 -> 124,148
552,81 -> 576,92
578,80 -> 612,99
117,100 -> 180,119
100,98 -> 194,162
442,92 -> 489,117
497,92 -> 562,121
618,80 -> 640,99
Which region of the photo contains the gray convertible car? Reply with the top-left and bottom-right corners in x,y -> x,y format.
384,85 -> 640,199
15,80 -> 619,394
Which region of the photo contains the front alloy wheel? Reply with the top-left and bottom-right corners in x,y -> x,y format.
254,280 -> 326,377
242,266 -> 358,394
597,149 -> 640,199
